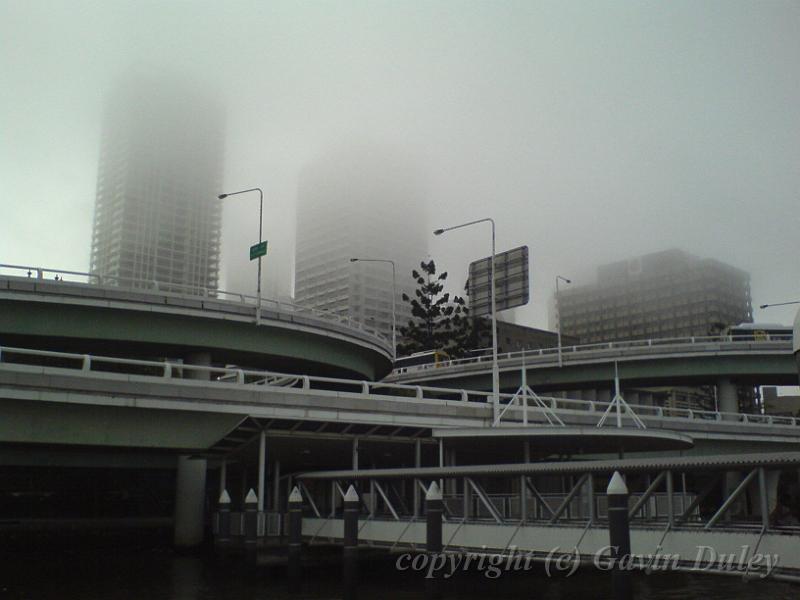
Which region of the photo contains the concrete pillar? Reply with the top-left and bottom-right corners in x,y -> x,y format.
446,449 -> 456,495
272,460 -> 281,511
413,439 -> 421,518
219,459 -> 227,497
438,439 -> 444,493
717,378 -> 738,414
597,389 -> 612,403
582,389 -> 597,402
174,455 -> 207,548
747,469 -> 780,518
258,430 -> 266,512
184,351 -> 212,380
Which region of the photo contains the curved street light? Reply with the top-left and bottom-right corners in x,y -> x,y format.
555,275 -> 572,367
434,218 -> 499,423
350,257 -> 397,360
218,188 -> 264,319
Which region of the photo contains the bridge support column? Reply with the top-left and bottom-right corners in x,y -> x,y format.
446,449 -> 456,495
258,430 -> 267,512
343,485 -> 360,600
413,440 -> 421,518
597,389 -> 611,403
717,378 -> 738,414
219,458 -> 227,497
174,455 -> 208,548
272,460 -> 281,511
747,469 -> 780,520
717,377 -> 741,515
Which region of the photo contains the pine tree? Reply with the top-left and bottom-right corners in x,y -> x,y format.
397,260 -> 455,356
397,260 -> 485,358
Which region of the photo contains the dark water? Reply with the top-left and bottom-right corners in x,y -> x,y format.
1,543 -> 797,600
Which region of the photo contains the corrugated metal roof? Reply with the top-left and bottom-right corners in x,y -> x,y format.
296,451 -> 800,481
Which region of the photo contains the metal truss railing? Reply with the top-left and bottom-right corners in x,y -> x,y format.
1,344 -> 798,431
294,466 -> 794,540
0,263 -> 389,344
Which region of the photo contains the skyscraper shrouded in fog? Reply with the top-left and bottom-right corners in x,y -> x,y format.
554,249 -> 753,344
89,71 -> 224,293
294,144 -> 428,344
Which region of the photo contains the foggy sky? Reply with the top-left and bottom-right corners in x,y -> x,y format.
2,0 -> 799,328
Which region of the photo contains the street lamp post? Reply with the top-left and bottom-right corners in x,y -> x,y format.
434,218 -> 499,423
350,258 -> 397,360
555,275 -> 571,368
759,301 -> 800,309
218,188 -> 264,319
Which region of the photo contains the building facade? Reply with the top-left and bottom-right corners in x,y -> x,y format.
89,72 -> 224,293
476,320 -> 579,355
294,144 -> 428,344
555,249 -> 752,344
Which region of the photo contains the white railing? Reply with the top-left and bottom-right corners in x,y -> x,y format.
393,333 -> 793,375
0,263 -> 389,345
0,344 -> 796,430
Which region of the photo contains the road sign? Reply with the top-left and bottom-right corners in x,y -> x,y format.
249,241 -> 268,261
468,245 -> 529,316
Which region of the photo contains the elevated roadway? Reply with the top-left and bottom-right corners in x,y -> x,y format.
0,269 -> 392,380
386,336 -> 796,392
2,345 -> 800,465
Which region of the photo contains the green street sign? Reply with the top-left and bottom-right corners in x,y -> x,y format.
249,241 -> 268,260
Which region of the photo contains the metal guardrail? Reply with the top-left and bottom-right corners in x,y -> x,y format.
0,344 -> 796,430
0,263 -> 389,344
393,334 -> 794,375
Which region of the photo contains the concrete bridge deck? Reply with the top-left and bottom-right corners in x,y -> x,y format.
2,345 -> 800,460
387,335 -> 796,390
0,270 -> 392,379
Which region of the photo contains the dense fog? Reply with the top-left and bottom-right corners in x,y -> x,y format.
1,0 -> 798,327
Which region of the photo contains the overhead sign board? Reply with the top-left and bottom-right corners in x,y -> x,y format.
468,245 -> 529,316
249,241 -> 268,261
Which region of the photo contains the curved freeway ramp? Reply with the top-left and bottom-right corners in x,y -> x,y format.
386,336 -> 796,391
0,273 -> 392,380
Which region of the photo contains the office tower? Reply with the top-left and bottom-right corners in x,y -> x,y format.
294,144 -> 428,342
555,249 -> 752,344
89,72 -> 224,293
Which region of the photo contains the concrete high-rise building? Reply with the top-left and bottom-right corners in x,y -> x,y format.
294,144 -> 428,343
554,249 -> 752,344
89,72 -> 224,293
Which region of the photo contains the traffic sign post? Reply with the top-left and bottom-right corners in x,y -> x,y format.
249,241 -> 268,261
468,245 -> 529,316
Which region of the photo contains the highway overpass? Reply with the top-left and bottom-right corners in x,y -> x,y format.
386,336 -> 797,399
0,267 -> 392,380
